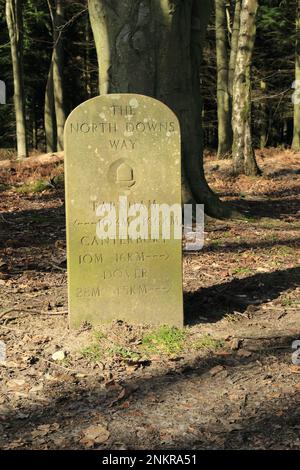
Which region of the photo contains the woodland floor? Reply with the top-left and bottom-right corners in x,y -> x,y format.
0,148 -> 299,450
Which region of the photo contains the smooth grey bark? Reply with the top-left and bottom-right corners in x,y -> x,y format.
292,0 -> 300,151
232,0 -> 260,176
84,15 -> 92,99
51,0 -> 66,151
6,0 -> 28,158
259,79 -> 267,148
45,0 -> 66,152
44,58 -> 57,152
215,0 -> 232,158
228,0 -> 241,95
88,0 -> 236,218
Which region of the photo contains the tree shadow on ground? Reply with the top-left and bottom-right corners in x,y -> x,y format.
201,237 -> 300,254
266,168 -> 300,177
1,204 -> 299,277
1,333 -> 299,449
0,204 -> 65,250
218,181 -> 300,199
230,198 -> 299,220
170,391 -> 300,449
184,266 -> 300,325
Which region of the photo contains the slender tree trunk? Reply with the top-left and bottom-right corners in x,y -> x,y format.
292,0 -> 300,151
215,0 -> 232,158
232,0 -> 260,176
52,0 -> 66,151
228,0 -> 241,95
88,0 -> 236,218
32,95 -> 37,149
6,0 -> 28,158
44,57 -> 57,152
84,15 -> 92,99
227,0 -> 241,159
259,79 -> 267,148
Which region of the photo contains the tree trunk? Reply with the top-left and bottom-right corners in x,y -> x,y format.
6,0 -> 28,159
84,15 -> 92,99
232,0 -> 260,176
259,79 -> 267,148
215,0 -> 232,158
292,0 -> 300,151
44,57 -> 57,152
52,0 -> 66,151
228,0 -> 241,96
88,0 -> 236,218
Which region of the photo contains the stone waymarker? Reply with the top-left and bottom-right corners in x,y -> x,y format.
64,94 -> 183,328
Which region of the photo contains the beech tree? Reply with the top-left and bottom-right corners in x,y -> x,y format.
45,60 -> 57,152
88,0 -> 235,218
228,0 -> 241,106
5,0 -> 27,158
1,0 -> 298,183
45,0 -> 66,152
215,0 -> 242,159
215,0 -> 232,158
232,0 -> 260,175
292,0 -> 300,151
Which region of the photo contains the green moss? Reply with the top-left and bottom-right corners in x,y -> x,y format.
233,267 -> 253,275
210,239 -> 222,247
61,356 -> 71,367
93,329 -> 106,341
107,346 -> 140,360
51,173 -> 64,188
192,334 -> 225,352
281,297 -> 295,307
221,231 -> 232,238
81,343 -> 102,362
241,101 -> 250,122
275,246 -> 293,256
15,179 -> 51,194
142,326 -> 187,355
79,329 -> 106,362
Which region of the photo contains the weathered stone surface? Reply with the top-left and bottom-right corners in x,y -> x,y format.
64,94 -> 183,328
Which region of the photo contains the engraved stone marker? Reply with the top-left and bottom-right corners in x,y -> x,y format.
64,94 -> 183,327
